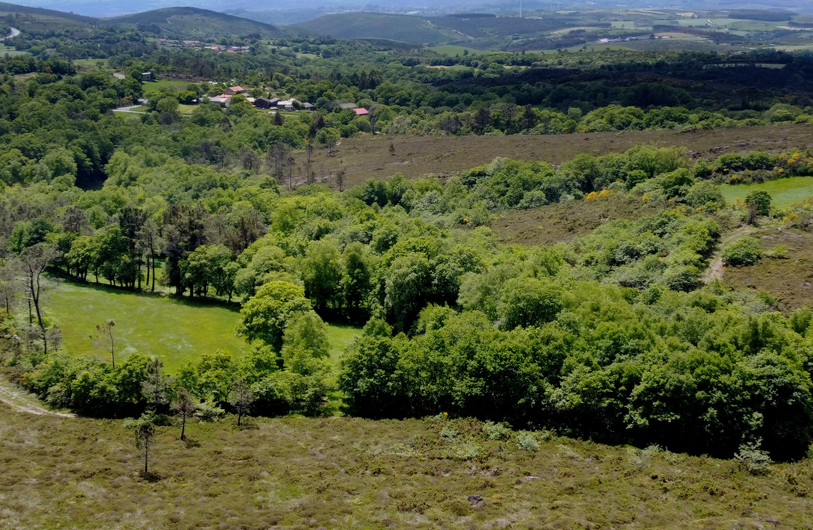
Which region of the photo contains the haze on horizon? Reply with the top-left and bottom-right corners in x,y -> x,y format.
2,0 -> 810,20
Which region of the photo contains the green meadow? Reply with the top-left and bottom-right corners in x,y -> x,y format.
49,281 -> 359,372
721,176 -> 813,209
142,79 -> 193,92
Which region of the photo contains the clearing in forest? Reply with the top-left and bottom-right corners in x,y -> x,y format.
49,281 -> 359,372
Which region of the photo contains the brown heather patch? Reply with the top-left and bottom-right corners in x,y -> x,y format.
2,404 -> 813,529
299,123 -> 813,189
725,226 -> 813,312
489,194 -> 666,246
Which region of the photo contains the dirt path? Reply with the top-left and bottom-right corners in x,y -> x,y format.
0,375 -> 73,417
702,226 -> 754,284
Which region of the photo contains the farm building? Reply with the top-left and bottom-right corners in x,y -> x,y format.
254,97 -> 279,109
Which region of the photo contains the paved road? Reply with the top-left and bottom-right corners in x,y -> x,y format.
0,27 -> 20,41
113,105 -> 145,114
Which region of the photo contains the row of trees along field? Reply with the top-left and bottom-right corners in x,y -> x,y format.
2,135 -> 813,460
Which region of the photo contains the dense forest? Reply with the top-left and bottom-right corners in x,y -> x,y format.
1,17 -> 813,468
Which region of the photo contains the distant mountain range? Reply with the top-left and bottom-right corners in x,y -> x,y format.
0,2 -> 294,38
0,0 -> 810,46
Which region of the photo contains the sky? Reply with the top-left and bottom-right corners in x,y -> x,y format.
3,0 -> 810,19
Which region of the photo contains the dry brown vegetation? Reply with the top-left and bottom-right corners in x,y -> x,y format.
301,124 -> 813,188
490,194 -> 666,246
725,227 -> 813,312
2,403 -> 812,529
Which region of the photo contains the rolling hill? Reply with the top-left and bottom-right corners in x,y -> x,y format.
106,7 -> 290,38
295,12 -> 463,45
295,12 -> 584,48
0,1 -> 94,33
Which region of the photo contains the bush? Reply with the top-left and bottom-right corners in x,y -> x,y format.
194,402 -> 226,422
517,431 -> 540,452
685,181 -> 725,210
722,238 -> 761,267
745,190 -> 772,217
440,425 -> 459,443
482,421 -> 511,440
764,244 -> 788,259
735,441 -> 772,475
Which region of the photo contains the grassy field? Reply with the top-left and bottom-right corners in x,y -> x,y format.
71,58 -> 108,69
0,43 -> 27,56
48,281 -> 359,372
299,123 -> 813,189
721,177 -> 813,209
142,79 -> 193,93
1,406 -> 812,529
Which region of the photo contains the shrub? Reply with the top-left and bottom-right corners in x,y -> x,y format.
445,441 -> 482,460
735,441 -> 772,475
722,238 -> 761,267
482,421 -> 511,440
195,402 -> 226,422
790,308 -> 813,335
685,181 -> 724,210
745,190 -> 772,217
517,431 -> 540,452
764,244 -> 788,259
440,425 -> 459,443
518,190 -> 548,209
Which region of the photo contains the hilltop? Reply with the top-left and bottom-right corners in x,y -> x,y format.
294,12 -> 562,48
0,2 -> 292,39
0,1 -> 94,32
295,12 -> 462,45
106,7 -> 290,39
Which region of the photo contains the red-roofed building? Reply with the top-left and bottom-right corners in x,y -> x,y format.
226,86 -> 247,95
354,108 -> 369,116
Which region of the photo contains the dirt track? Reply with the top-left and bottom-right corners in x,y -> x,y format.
0,375 -> 74,417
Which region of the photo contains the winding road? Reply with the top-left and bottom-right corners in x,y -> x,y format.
1,27 -> 20,41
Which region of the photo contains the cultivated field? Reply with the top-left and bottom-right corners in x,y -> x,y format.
301,124 -> 813,188
1,405 -> 811,530
49,281 -> 359,372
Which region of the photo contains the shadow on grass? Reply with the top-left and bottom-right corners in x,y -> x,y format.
236,420 -> 260,431
140,471 -> 162,482
48,270 -> 242,312
183,437 -> 201,449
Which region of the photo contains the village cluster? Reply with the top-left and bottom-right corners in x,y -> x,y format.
207,85 -> 369,115
157,38 -> 251,54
